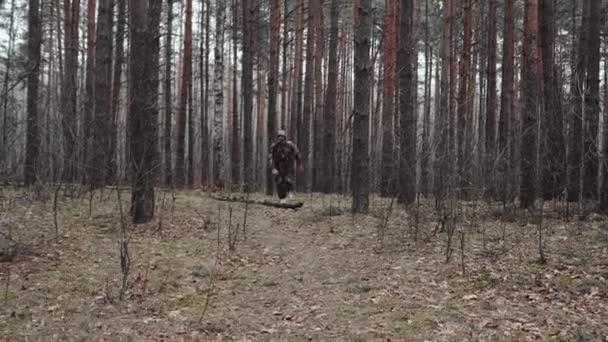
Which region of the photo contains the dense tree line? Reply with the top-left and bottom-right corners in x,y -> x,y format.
0,0 -> 607,221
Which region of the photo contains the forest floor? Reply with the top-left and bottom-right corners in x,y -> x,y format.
1,187 -> 607,341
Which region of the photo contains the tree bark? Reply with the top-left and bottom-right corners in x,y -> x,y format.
520,0 -> 541,209
312,0 -> 324,192
82,0 -> 96,184
129,0 -> 161,223
109,0 -> 125,184
498,0 -> 515,204
201,0 -> 211,187
398,0 -> 416,204
61,0 -> 80,182
351,0 -> 372,213
231,0 -> 240,189
175,0 -> 193,187
24,0 -> 41,186
290,0 -> 304,143
321,0 -> 339,194
484,0 -> 497,197
266,0 -> 281,195
569,0 -> 590,202
380,0 -> 397,197
582,0 -> 601,199
213,0 -> 225,189
242,0 -> 257,193
299,1 -> 315,192
164,0 -> 173,187
91,0 -> 113,188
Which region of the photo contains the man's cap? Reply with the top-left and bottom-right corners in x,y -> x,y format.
277,130 -> 286,137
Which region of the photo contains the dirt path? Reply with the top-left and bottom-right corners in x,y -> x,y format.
1,190 -> 607,341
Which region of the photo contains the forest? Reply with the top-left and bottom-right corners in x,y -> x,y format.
1,0 -> 608,340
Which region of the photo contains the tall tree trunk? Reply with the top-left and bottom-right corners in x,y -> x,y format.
520,0 -> 541,209
498,0 -> 515,204
242,0 -> 257,192
213,0 -> 225,189
434,0 -> 451,204
312,0 -> 324,192
91,0 -> 113,188
484,0 -> 497,197
164,0 -> 173,186
82,0 -> 96,184
600,36 -> 608,212
266,0 -> 281,195
61,0 -> 80,182
231,0 -> 240,189
569,0 -> 590,202
398,0 -> 416,204
290,0 -> 304,143
539,0 -> 564,199
176,0 -> 193,187
280,0 -> 290,130
322,0 -> 339,194
299,2 -> 315,192
24,0 -> 42,186
457,0 -> 472,197
582,0 -> 601,199
1,0 -> 16,176
380,0 -> 397,197
109,0 -> 125,184
201,0 -> 211,186
351,0 -> 372,213
420,0 -> 432,196
129,0 -> 161,223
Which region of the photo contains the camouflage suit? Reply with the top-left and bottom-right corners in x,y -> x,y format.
268,134 -> 301,199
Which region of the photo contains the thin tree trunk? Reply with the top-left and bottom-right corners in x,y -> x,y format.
484,0 -> 497,197
299,2 -> 315,192
519,0 -> 542,209
583,0 -> 601,199
351,0 -> 372,213
201,0 -> 211,186
109,0 -> 125,184
1,0 -> 16,176
539,0 -> 564,199
312,0 -> 324,192
24,0 -> 42,186
322,0 -> 339,194
91,0 -> 113,188
266,0 -> 281,195
176,0 -> 193,187
213,0 -> 225,189
61,0 -> 80,182
290,0 -> 304,143
398,0 -> 416,204
164,0 -> 173,186
569,0 -> 589,202
129,0 -> 161,223
242,0 -> 257,193
82,0 -> 96,184
380,0 -> 397,197
498,0 -> 515,204
231,0 -> 240,189
434,0 -> 451,205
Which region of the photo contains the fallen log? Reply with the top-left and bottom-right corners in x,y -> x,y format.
209,194 -> 304,209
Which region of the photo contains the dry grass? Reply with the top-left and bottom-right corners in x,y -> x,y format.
1,188 -> 607,341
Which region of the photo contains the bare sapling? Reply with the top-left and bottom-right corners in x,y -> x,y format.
460,230 -> 466,275
198,204 -> 222,323
376,195 -> 396,252
242,192 -> 250,241
53,182 -> 61,243
115,186 -> 131,299
153,190 -> 168,236
537,200 -> 546,264
227,206 -> 238,251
